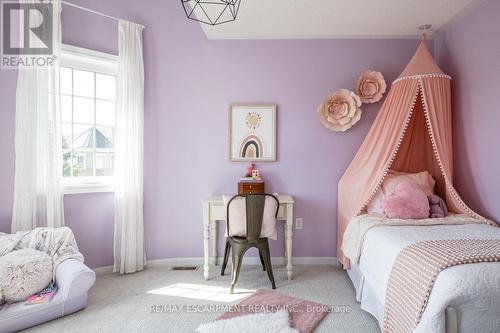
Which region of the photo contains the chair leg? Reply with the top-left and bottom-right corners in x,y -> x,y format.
230,249 -> 244,294
260,241 -> 276,289
221,241 -> 230,276
258,250 -> 266,271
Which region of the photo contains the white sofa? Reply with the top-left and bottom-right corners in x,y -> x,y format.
0,259 -> 95,333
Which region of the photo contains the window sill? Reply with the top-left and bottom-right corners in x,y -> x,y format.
64,184 -> 115,195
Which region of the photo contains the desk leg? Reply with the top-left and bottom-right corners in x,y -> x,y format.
203,202 -> 210,280
286,204 -> 293,280
284,227 -> 289,267
210,220 -> 218,266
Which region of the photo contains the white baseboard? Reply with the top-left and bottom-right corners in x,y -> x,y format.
93,256 -> 337,275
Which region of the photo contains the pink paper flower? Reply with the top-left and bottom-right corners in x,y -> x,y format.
356,70 -> 387,104
317,89 -> 362,132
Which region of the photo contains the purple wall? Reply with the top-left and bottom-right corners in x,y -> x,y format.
435,0 -> 500,223
0,0 -> 421,267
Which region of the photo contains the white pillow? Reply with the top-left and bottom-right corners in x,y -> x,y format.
366,191 -> 385,215
223,195 -> 278,240
0,249 -> 53,304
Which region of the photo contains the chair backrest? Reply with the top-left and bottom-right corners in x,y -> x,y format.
226,193 -> 279,242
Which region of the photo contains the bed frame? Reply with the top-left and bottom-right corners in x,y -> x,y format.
344,262 -> 459,333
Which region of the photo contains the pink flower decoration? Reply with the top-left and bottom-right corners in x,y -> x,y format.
356,70 -> 387,104
317,89 -> 362,132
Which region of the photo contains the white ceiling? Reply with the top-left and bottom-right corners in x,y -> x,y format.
196,0 -> 480,39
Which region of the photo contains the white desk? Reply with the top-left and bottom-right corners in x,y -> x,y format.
202,194 -> 295,281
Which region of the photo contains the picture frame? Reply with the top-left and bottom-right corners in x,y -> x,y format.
228,104 -> 277,162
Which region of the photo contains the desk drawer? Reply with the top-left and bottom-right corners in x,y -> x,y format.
210,203 -> 286,220
210,205 -> 225,220
277,206 -> 285,219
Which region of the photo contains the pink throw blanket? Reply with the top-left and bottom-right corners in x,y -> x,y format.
383,239 -> 500,333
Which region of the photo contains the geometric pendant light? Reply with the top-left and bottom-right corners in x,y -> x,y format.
181,0 -> 242,26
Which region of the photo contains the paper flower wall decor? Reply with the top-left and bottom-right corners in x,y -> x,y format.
317,89 -> 362,132
356,70 -> 387,104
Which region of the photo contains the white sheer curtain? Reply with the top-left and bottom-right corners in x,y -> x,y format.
12,0 -> 64,232
113,20 -> 145,274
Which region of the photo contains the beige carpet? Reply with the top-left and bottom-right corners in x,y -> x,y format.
24,264 -> 381,333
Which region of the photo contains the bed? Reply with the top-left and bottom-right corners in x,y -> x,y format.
345,214 -> 500,333
335,37 -> 500,333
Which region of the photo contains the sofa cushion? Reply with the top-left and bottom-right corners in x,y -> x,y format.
0,249 -> 52,304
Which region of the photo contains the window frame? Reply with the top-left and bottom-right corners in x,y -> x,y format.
60,44 -> 118,194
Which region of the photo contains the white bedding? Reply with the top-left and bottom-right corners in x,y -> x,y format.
349,218 -> 500,333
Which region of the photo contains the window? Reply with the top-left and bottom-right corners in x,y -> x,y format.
59,45 -> 118,193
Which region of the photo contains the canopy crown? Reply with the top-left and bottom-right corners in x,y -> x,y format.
398,35 -> 446,79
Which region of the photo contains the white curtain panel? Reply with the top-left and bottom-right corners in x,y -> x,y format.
12,0 -> 64,232
114,20 -> 146,274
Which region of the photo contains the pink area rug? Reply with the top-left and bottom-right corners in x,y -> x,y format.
217,289 -> 329,333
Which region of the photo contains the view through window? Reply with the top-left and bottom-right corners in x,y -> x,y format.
59,65 -> 116,179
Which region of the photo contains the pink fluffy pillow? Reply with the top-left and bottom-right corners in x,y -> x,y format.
367,170 -> 435,214
382,180 -> 430,219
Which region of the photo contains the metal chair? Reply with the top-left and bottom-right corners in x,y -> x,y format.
221,193 -> 279,294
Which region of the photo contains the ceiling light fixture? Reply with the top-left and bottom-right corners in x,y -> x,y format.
418,24 -> 432,31
181,0 -> 242,26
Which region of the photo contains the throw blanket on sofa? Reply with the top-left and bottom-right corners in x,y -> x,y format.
0,227 -> 84,270
383,239 -> 500,333
341,213 -> 494,268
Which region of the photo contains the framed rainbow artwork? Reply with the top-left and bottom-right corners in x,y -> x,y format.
229,104 -> 277,162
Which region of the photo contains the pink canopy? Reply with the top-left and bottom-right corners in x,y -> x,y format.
337,36 -> 489,265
